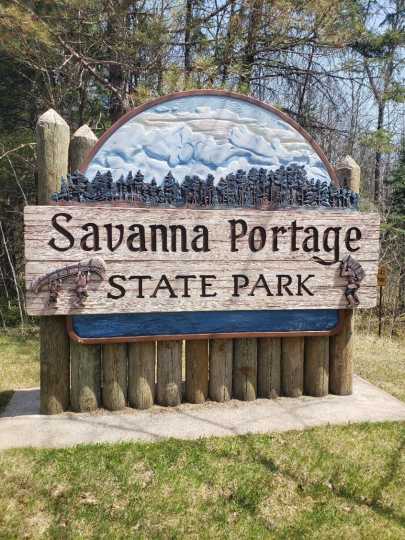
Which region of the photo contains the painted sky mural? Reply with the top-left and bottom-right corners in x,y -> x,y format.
85,95 -> 332,185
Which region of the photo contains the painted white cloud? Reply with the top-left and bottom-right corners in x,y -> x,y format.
85,96 -> 331,184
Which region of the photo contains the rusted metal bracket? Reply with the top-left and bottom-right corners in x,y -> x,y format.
30,257 -> 106,308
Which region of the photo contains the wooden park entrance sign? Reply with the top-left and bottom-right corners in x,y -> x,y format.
25,207 -> 379,315
26,90 -> 380,414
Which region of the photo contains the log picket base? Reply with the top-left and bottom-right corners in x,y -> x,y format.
40,312 -> 354,414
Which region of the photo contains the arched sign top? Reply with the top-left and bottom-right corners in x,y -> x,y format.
82,90 -> 337,186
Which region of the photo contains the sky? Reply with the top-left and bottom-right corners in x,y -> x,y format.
85,94 -> 332,185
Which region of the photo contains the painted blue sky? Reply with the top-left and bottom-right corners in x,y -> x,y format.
85,95 -> 332,184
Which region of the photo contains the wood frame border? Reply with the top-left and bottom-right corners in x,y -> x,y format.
66,310 -> 344,344
80,89 -> 339,187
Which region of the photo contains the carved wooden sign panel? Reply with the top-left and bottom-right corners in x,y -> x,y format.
24,205 -> 379,316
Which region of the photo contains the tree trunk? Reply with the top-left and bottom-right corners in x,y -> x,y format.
184,0 -> 193,84
239,0 -> 263,89
374,102 -> 385,204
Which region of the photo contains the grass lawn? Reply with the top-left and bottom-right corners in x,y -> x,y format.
0,423 -> 404,538
0,328 -> 404,538
0,330 -> 39,412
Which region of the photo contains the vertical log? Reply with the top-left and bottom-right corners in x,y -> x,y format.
36,109 -> 70,414
128,342 -> 156,409
156,341 -> 182,406
209,339 -> 232,402
102,344 -> 127,410
233,338 -> 257,401
70,341 -> 101,412
330,311 -> 353,395
304,337 -> 329,396
257,337 -> 281,398
68,124 -> 104,409
69,124 -> 98,172
281,337 -> 304,397
185,340 -> 208,403
40,317 -> 70,414
36,109 -> 70,204
329,156 -> 359,395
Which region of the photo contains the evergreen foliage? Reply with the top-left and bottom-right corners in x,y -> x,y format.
51,165 -> 359,209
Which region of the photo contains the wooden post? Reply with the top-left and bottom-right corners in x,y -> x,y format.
70,341 -> 101,412
36,109 -> 70,414
68,124 -> 106,409
330,310 -> 353,395
36,109 -> 70,204
257,337 -> 281,398
329,156 -> 359,395
281,337 -> 304,397
128,342 -> 156,409
185,340 -> 208,403
209,339 -> 232,402
304,337 -> 329,396
69,125 -> 98,172
102,344 -> 127,410
39,317 -> 70,414
156,341 -> 182,406
233,338 -> 257,401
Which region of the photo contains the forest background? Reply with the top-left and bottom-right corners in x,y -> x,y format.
0,0 -> 403,332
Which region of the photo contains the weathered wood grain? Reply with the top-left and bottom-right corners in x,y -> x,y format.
329,310 -> 353,395
102,343 -> 127,410
156,340 -> 182,406
69,125 -> 98,173
209,339 -> 233,401
36,110 -> 70,414
329,157 -> 360,396
39,316 -> 70,414
70,341 -> 101,411
257,337 -> 281,398
281,337 -> 304,397
36,110 -> 70,205
233,338 -> 257,400
304,336 -> 329,396
185,340 -> 208,403
128,341 -> 156,409
24,206 -> 380,315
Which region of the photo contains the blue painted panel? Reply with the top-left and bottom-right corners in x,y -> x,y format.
71,309 -> 339,339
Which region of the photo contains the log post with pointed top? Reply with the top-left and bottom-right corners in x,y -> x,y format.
69,125 -> 127,411
329,156 -> 359,395
36,109 -> 71,414
69,124 -> 98,173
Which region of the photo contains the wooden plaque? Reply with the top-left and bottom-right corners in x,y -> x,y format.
25,205 -> 380,316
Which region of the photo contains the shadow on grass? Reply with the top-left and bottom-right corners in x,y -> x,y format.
251,427 -> 405,532
0,390 -> 14,414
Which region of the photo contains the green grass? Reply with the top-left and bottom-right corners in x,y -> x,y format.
0,329 -> 39,412
354,332 -> 405,402
0,328 -> 404,538
0,423 -> 404,539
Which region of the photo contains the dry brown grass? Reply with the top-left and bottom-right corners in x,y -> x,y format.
354,331 -> 405,402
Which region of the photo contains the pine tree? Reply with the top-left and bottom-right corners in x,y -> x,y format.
388,141 -> 405,227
